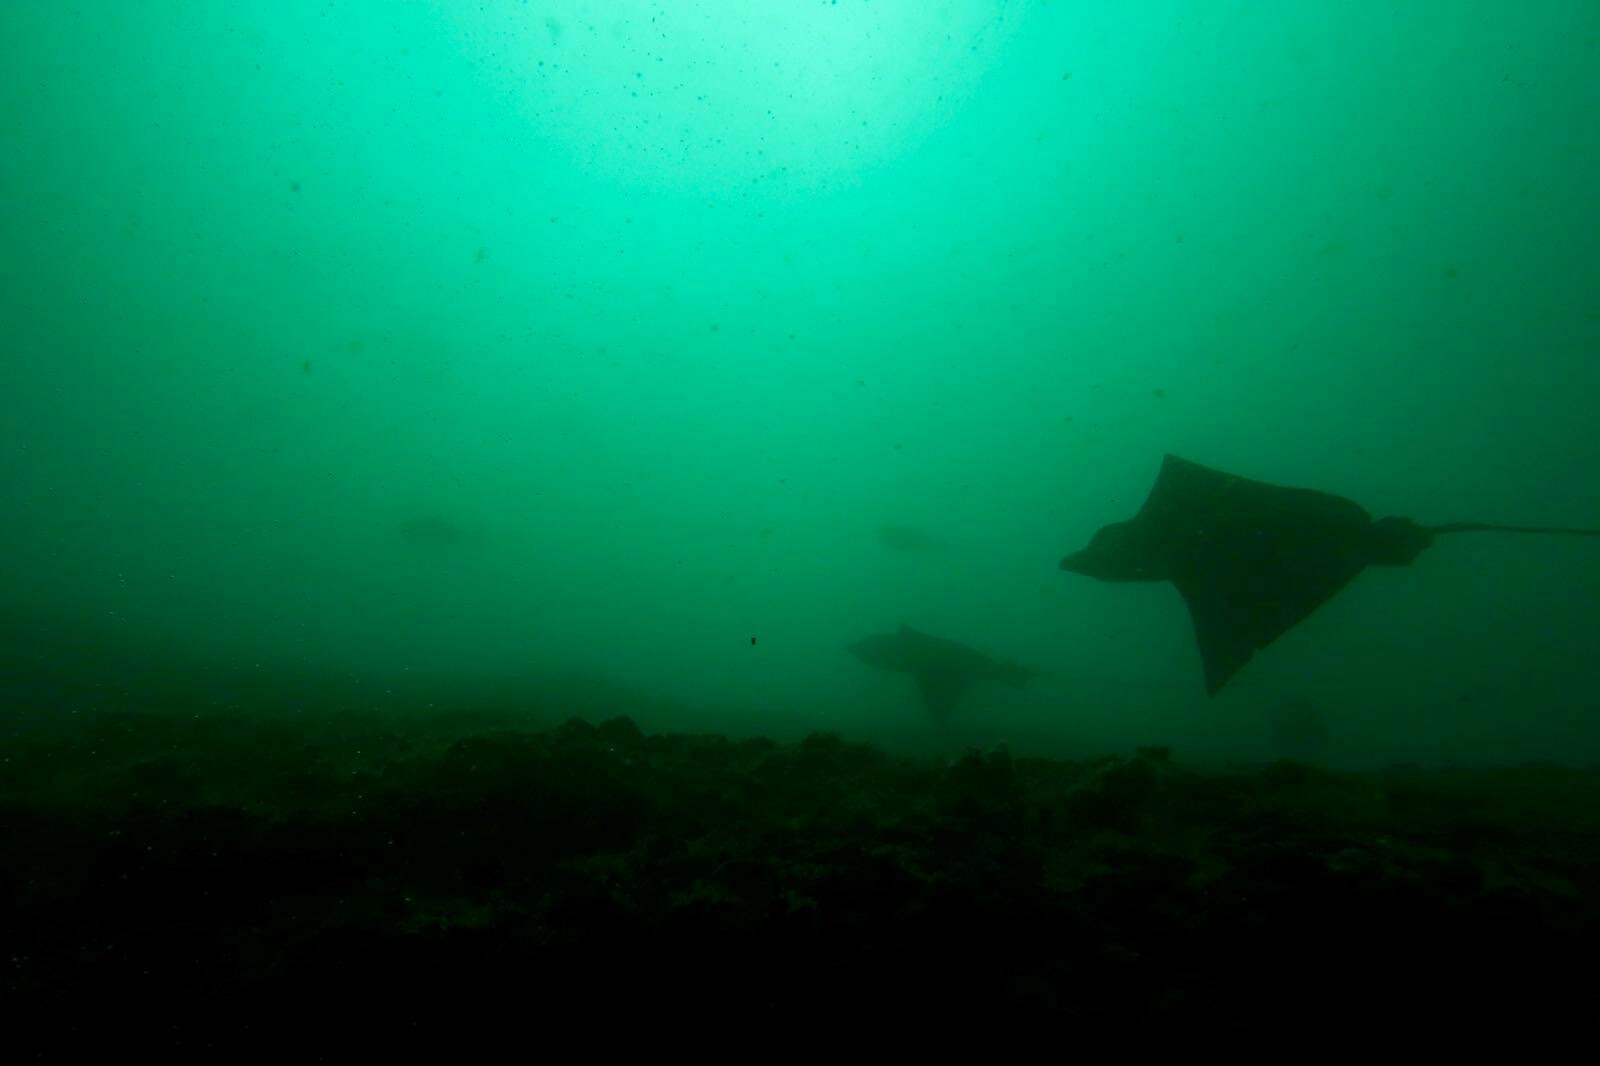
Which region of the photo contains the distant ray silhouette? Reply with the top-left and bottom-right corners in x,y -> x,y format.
1059,454 -> 1600,696
848,623 -> 1033,722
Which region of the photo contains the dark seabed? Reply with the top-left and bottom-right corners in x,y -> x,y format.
5,634 -> 1598,1049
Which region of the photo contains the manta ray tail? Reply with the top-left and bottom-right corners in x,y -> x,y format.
1428,522 -> 1600,537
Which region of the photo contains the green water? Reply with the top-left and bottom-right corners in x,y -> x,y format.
3,1 -> 1597,765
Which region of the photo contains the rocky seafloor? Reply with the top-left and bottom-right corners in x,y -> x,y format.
3,706 -> 1597,1050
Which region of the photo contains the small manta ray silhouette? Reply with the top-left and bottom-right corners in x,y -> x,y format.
848,623 -> 1034,722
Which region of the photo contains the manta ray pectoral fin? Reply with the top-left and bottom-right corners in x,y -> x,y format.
1173,554 -> 1368,695
1172,576 -> 1260,696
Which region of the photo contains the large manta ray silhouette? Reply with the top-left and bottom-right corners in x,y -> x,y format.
849,623 -> 1034,722
1059,454 -> 1600,696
